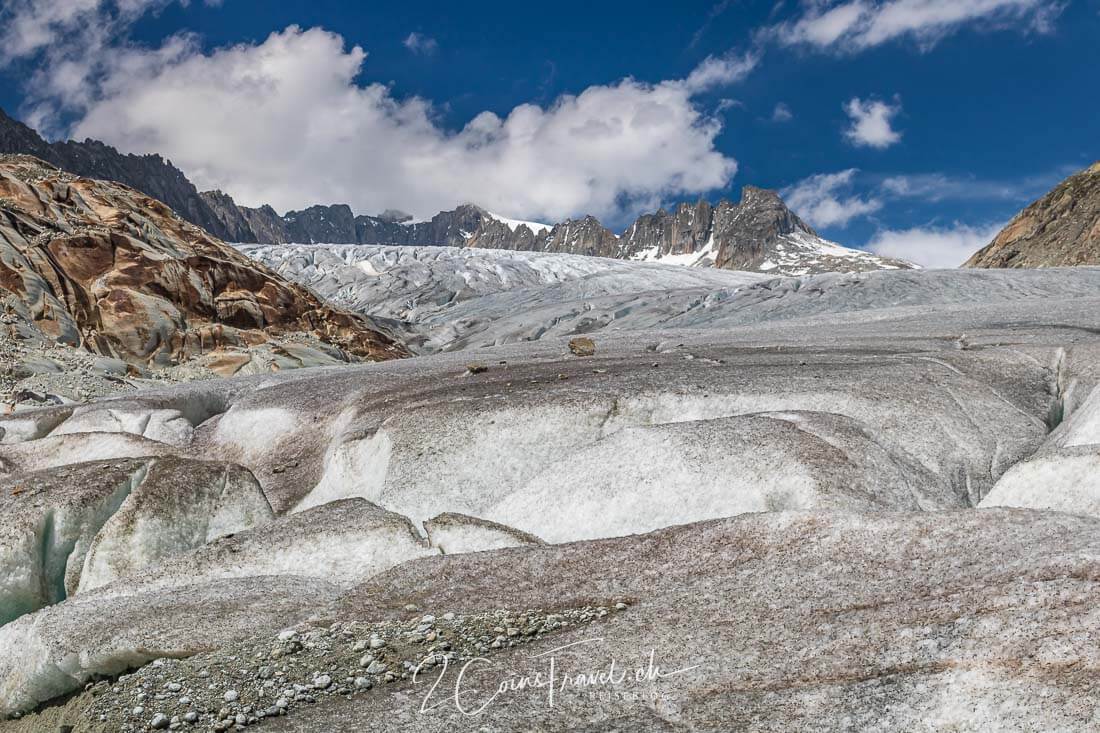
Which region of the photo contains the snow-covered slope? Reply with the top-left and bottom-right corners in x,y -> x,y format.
630,228 -> 909,275
485,211 -> 552,234
239,243 -> 1100,354
236,243 -> 765,352
757,230 -> 909,275
5,262 -> 1100,726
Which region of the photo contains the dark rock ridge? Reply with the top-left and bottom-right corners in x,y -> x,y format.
0,108 -> 234,242
216,189 -> 911,276
0,109 -> 912,275
965,162 -> 1100,268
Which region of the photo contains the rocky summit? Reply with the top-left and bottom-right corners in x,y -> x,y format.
0,155 -> 404,406
464,186 -> 915,277
966,161 -> 1100,268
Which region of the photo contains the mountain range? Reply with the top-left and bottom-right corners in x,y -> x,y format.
0,108 -> 912,277
6,107 -> 1098,276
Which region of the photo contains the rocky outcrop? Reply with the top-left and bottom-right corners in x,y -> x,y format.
0,155 -> 405,373
614,186 -> 915,274
0,109 -> 234,241
965,162 -> 1100,268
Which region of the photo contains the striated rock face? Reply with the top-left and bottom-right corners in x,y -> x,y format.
0,109 -> 233,241
966,162 -> 1100,268
0,155 -> 405,370
714,186 -> 812,269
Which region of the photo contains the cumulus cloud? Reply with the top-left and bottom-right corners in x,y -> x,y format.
771,0 -> 1063,53
844,97 -> 901,149
772,102 -> 793,122
403,32 -> 438,55
867,222 -> 1004,267
0,0 -> 106,62
0,0 -> 210,136
54,26 -> 744,221
782,169 -> 882,228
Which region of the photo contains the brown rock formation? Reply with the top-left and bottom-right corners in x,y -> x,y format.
965,162 -> 1100,268
0,155 -> 406,368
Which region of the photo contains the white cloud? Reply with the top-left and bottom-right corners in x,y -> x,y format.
867,222 -> 1003,267
881,173 -> 1021,201
681,51 -> 759,92
55,26 -> 743,222
772,102 -> 793,122
0,0 -> 206,137
782,169 -> 882,228
403,32 -> 438,55
772,0 -> 1063,53
844,97 -> 901,149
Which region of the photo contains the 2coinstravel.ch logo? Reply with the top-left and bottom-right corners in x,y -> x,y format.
414,638 -> 700,716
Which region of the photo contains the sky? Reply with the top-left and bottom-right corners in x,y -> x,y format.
0,0 -> 1097,267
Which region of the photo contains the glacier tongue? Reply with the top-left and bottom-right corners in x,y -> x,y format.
3,261 -> 1100,727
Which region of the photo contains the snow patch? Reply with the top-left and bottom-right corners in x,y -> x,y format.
213,407 -> 301,463
486,212 -> 553,235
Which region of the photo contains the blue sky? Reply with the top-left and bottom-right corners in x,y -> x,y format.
0,0 -> 1097,265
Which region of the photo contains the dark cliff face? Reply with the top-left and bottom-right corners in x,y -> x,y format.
0,109 -> 233,241
200,190 -> 261,243
284,204 -> 358,244
239,205 -> 291,244
620,200 -> 715,259
965,162 -> 1100,269
713,186 -> 815,270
